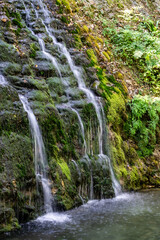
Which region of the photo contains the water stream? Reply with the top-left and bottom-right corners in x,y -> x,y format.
0,75 -> 8,86
19,95 -> 53,213
21,0 -> 121,197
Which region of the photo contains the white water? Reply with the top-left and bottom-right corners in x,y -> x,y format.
22,0 -> 122,197
28,0 -> 103,154
99,101 -> 122,196
19,95 -> 53,213
56,103 -> 87,154
22,0 -> 62,79
42,21 -> 103,154
72,160 -> 81,178
36,212 -> 71,223
70,107 -> 87,154
0,75 -> 8,86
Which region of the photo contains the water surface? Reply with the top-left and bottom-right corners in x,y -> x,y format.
4,190 -> 160,240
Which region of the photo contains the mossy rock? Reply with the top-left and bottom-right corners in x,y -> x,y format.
86,49 -> 98,66
0,207 -> 20,232
107,90 -> 126,130
0,40 -> 20,63
4,63 -> 22,76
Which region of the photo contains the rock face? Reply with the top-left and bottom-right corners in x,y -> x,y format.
0,0 -> 114,233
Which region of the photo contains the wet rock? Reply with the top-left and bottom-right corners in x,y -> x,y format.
0,40 -> 20,63
3,31 -> 15,44
4,63 -> 22,76
33,61 -> 57,77
0,206 -> 20,232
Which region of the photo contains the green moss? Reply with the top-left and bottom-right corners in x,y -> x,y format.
30,90 -> 49,102
56,0 -> 72,13
4,63 -> 22,75
10,11 -> 21,21
96,37 -> 103,44
0,40 -> 19,62
103,51 -> 110,61
4,7 -> 21,21
15,27 -> 21,36
74,34 -> 83,49
107,90 -> 126,128
29,43 -> 40,58
119,165 -> 128,178
56,0 -> 62,5
81,25 -> 90,33
130,166 -> 139,183
86,49 -> 98,66
12,19 -> 23,28
58,158 -> 71,181
61,15 -> 70,24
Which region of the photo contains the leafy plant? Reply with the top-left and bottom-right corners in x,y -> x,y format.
103,20 -> 160,93
125,95 -> 160,156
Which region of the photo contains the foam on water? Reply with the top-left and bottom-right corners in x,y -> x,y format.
36,212 -> 71,223
114,193 -> 132,201
0,75 -> 8,86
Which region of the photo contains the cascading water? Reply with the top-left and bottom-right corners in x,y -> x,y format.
22,1 -> 62,79
99,101 -> 122,196
21,0 -> 121,199
19,95 -> 53,213
0,75 -> 8,86
70,107 -> 87,154
23,0 -> 103,153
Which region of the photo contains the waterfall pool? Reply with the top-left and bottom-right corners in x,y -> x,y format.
3,190 -> 160,240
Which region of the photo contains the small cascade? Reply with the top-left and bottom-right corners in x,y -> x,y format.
41,18 -> 103,154
90,169 -> 94,200
0,75 -> 8,86
20,0 -> 121,200
23,0 -> 103,153
70,107 -> 87,155
22,0 -> 62,79
19,95 -> 53,213
22,0 -> 86,154
72,160 -> 81,179
99,101 -> 122,196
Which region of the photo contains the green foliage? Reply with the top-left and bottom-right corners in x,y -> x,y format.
126,95 -> 160,156
4,7 -> 21,21
4,7 -> 22,36
12,19 -> 23,28
107,90 -> 126,129
58,158 -> 71,181
61,15 -> 70,24
86,49 -> 98,66
86,50 -> 124,98
103,20 -> 160,93
56,0 -> 72,13
29,43 -> 40,58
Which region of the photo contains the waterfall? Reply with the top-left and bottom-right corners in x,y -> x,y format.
21,0 -> 121,198
0,75 -> 8,86
69,107 -> 87,154
99,101 -> 122,196
22,1 -> 62,79
19,95 -> 53,213
22,0 -> 103,153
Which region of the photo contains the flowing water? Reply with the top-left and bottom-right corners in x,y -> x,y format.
19,95 -> 53,213
3,190 -> 160,240
0,75 -> 8,86
21,0 -> 121,196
